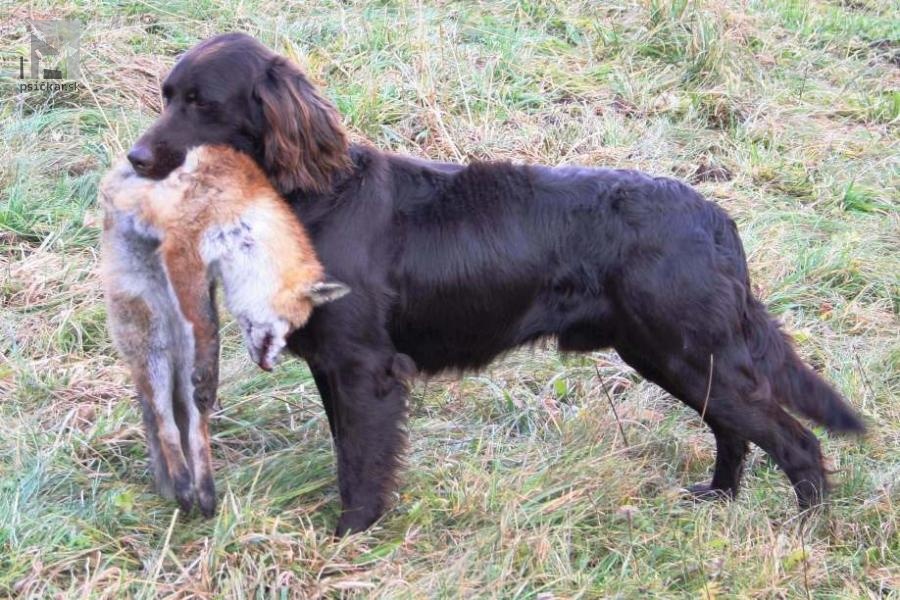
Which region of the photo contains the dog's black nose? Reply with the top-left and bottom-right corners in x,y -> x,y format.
127,144 -> 154,173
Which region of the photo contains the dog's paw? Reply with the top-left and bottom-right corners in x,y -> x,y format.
684,482 -> 733,502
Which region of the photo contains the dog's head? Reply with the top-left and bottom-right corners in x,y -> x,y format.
128,33 -> 350,195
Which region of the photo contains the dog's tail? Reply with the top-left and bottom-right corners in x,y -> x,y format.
742,295 -> 865,433
711,208 -> 865,434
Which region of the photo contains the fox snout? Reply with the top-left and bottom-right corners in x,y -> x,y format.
237,280 -> 350,371
239,316 -> 290,371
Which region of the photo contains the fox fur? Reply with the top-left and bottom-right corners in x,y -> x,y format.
100,144 -> 348,515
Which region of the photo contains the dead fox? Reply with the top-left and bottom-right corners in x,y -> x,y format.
100,145 -> 348,515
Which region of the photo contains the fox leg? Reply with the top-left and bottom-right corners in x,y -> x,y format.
108,293 -> 193,510
161,243 -> 220,517
173,376 -> 217,517
132,353 -> 195,512
173,290 -> 219,518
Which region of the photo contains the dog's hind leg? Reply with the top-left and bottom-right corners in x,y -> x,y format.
686,420 -> 749,500
691,353 -> 826,509
633,338 -> 827,509
614,215 -> 829,508
615,343 -> 749,499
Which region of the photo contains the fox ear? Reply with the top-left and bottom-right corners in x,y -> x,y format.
308,280 -> 350,306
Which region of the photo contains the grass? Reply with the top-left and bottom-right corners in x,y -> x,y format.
1,0 -> 898,597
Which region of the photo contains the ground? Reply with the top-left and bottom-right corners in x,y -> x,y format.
0,0 -> 898,597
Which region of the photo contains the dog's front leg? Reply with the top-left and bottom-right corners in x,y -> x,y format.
315,352 -> 411,536
310,367 -> 337,437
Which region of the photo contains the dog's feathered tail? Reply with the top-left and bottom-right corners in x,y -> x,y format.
715,209 -> 865,434
742,296 -> 865,433
716,205 -> 865,433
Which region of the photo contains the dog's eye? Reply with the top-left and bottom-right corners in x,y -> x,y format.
185,92 -> 209,109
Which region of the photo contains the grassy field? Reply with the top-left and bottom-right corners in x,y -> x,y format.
1,0 -> 898,597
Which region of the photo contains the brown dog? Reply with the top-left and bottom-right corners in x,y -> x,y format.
100,145 -> 348,515
125,34 -> 865,535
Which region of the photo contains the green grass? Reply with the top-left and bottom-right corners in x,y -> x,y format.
1,0 -> 898,597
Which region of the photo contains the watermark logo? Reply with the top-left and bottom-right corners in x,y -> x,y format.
7,20 -> 82,93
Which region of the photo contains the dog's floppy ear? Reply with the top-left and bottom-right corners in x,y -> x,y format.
253,57 -> 350,195
307,280 -> 350,306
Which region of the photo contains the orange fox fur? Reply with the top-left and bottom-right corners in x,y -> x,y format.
100,145 -> 347,515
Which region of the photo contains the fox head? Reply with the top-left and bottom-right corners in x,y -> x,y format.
103,145 -> 350,372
